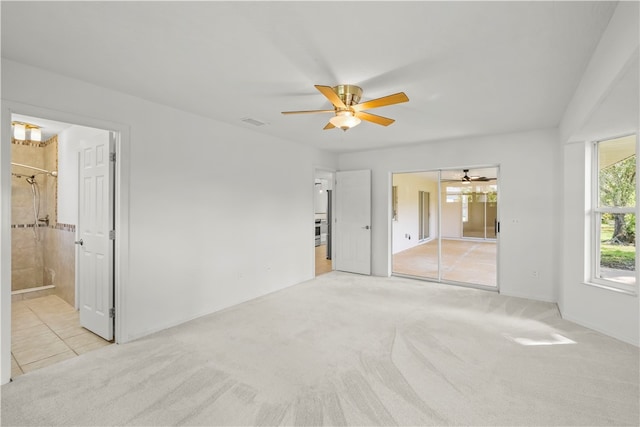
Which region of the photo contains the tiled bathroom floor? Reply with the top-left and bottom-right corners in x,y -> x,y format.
11,295 -> 112,378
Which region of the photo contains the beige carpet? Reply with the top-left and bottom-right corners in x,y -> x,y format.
393,239 -> 497,287
2,272 -> 638,426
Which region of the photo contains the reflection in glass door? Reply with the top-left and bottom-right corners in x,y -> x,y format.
391,171 -> 439,281
462,189 -> 498,239
392,167 -> 498,289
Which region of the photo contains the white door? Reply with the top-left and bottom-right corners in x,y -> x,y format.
77,131 -> 114,340
335,170 -> 371,275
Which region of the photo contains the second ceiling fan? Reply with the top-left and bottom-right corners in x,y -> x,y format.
282,85 -> 409,131
462,169 -> 490,182
441,169 -> 494,183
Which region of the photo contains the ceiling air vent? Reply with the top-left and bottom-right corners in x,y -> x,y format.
241,117 -> 267,127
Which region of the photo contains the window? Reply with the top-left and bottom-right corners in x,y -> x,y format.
591,134 -> 637,293
446,186 -> 461,203
462,194 -> 469,222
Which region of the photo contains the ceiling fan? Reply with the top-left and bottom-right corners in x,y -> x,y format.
443,169 -> 494,183
464,169 -> 491,182
281,85 -> 409,131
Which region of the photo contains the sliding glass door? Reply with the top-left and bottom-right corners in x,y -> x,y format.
392,167 -> 499,289
391,171 -> 439,281
462,191 -> 497,239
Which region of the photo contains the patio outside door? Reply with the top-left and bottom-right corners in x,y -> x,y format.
462,192 -> 497,239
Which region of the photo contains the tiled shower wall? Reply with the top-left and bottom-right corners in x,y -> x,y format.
43,226 -> 76,305
11,136 -> 76,306
11,141 -> 49,293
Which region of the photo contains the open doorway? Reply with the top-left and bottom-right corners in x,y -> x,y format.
9,114 -> 114,378
314,170 -> 333,276
392,167 -> 499,289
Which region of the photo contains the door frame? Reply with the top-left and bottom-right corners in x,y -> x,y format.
389,165 -> 500,292
1,101 -> 130,384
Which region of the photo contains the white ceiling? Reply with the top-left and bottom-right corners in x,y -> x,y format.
573,54 -> 639,142
1,1 -> 617,153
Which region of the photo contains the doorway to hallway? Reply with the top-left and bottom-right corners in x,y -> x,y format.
391,167 -> 499,289
314,170 -> 333,276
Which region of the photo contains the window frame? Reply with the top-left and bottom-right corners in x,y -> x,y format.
589,133 -> 638,295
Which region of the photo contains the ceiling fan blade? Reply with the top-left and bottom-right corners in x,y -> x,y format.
353,92 -> 409,111
315,85 -> 347,109
281,109 -> 335,115
323,122 -> 335,130
355,111 -> 395,126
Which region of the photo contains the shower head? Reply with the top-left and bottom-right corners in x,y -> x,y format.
49,171 -> 58,177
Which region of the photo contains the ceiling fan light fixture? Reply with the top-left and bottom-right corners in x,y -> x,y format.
281,84 -> 408,131
329,110 -> 361,131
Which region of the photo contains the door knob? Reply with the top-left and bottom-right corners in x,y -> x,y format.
362,225 -> 370,230
75,239 -> 83,246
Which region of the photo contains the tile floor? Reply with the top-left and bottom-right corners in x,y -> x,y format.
393,238 -> 497,287
11,295 -> 112,378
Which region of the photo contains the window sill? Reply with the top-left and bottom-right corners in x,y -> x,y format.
583,281 -> 637,296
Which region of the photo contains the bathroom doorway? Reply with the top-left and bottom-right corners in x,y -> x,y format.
9,114 -> 114,378
391,167 -> 499,289
314,170 -> 334,276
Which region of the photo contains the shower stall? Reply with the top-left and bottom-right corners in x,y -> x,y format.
11,141 -> 59,299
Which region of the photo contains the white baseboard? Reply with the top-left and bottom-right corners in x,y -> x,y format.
559,309 -> 640,347
499,290 -> 557,303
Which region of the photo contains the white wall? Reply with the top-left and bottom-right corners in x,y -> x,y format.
560,2 -> 640,143
339,129 -> 561,302
561,142 -> 639,345
57,125 -> 110,225
441,184 -> 462,239
558,2 -> 639,346
1,59 -> 338,383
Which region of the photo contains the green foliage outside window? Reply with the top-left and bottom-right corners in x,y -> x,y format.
599,154 -> 636,271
